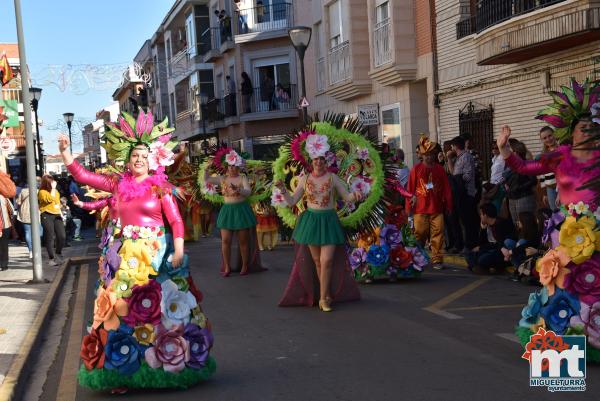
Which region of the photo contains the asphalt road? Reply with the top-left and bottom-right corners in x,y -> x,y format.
37,237 -> 599,401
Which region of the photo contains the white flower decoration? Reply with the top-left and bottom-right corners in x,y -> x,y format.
225,150 -> 243,167
160,280 -> 198,329
594,207 -> 600,222
202,182 -> 217,195
356,147 -> 369,160
139,227 -> 153,239
305,134 -> 330,159
573,201 -> 590,215
148,141 -> 175,171
271,188 -> 287,207
350,177 -> 371,196
592,102 -> 600,124
122,225 -> 134,238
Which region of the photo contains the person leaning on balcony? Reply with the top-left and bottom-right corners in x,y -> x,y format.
274,83 -> 289,109
241,72 -> 253,113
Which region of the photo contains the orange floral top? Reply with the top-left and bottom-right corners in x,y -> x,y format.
283,172 -> 355,210
305,175 -> 333,208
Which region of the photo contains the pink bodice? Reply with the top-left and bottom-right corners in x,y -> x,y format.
68,161 -> 184,238
505,146 -> 600,208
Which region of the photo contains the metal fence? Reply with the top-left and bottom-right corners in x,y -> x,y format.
328,41 -> 351,85
235,2 -> 293,35
240,84 -> 297,114
459,101 -> 494,181
373,18 -> 392,67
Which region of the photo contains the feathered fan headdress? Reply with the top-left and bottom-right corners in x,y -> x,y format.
536,78 -> 600,143
102,109 -> 178,171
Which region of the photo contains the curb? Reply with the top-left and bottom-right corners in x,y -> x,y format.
0,256 -> 96,401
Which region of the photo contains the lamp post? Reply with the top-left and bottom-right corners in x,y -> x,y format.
29,87 -> 43,175
63,112 -> 74,153
288,26 -> 312,125
199,91 -> 209,135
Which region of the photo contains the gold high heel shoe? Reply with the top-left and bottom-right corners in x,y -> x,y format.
318,299 -> 332,312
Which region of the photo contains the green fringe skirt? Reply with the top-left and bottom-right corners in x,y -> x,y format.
292,208 -> 345,245
217,201 -> 257,230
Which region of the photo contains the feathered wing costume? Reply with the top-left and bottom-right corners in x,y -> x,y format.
511,79 -> 600,363
72,110 -> 215,390
273,114 -> 390,306
198,148 -> 268,273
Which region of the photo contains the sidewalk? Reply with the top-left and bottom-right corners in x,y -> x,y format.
0,233 -> 95,386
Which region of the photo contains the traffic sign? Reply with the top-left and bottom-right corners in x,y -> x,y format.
0,137 -> 16,153
299,97 -> 310,108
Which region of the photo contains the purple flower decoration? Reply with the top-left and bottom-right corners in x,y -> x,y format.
542,210 -> 565,248
98,226 -> 111,250
103,240 -> 121,282
564,253 -> 600,305
349,247 -> 367,270
379,224 -> 402,247
570,301 -> 600,348
183,323 -> 213,369
406,246 -> 428,271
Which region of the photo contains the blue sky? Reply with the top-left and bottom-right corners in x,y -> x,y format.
1,0 -> 174,154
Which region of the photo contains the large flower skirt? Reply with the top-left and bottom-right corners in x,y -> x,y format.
292,208 -> 345,245
78,226 -> 216,390
217,201 -> 257,230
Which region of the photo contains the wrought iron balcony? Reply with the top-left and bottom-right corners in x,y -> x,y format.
316,57 -> 326,92
240,84 -> 297,115
235,2 -> 293,36
373,18 -> 392,67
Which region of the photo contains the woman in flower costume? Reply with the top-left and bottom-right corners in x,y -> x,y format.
58,110 -> 215,392
497,78 -> 600,362
203,148 -> 259,276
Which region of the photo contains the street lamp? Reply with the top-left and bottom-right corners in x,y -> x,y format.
29,87 -> 43,175
288,26 -> 312,125
63,112 -> 74,153
198,90 -> 209,135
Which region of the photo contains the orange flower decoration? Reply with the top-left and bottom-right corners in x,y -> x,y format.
80,328 -> 108,370
357,228 -> 380,250
93,287 -> 128,331
536,248 -> 571,296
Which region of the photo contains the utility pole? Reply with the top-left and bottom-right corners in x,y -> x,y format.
14,0 -> 44,282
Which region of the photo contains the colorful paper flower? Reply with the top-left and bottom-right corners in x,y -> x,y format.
190,306 -> 209,329
591,102 -> 600,125
225,150 -> 243,167
350,176 -> 371,197
564,253 -> 600,304
80,328 -> 108,370
540,288 -> 581,335
356,147 -> 369,160
118,239 -> 157,286
349,247 -> 367,270
133,324 -> 155,346
389,246 -> 413,269
536,248 -> 571,296
183,323 -> 213,369
542,210 -> 565,248
122,279 -> 162,327
385,205 -> 408,228
406,246 -> 428,271
104,325 -> 142,375
145,324 -> 190,373
110,270 -> 136,298
305,134 -> 330,159
325,150 -> 337,167
160,279 -> 198,329
148,141 -> 175,172
163,252 -> 190,278
202,182 -> 217,196
570,301 -> 600,348
366,244 -> 390,267
519,287 -> 549,329
379,224 -> 402,247
92,287 -> 128,331
559,215 -> 600,264
568,201 -> 590,216
357,228 -> 380,250
172,276 -> 190,292
271,188 -> 287,207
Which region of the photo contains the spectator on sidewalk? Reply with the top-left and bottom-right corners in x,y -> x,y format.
536,126 -> 559,210
16,182 -> 38,258
461,132 -> 483,200
0,193 -> 14,271
505,138 -> 538,227
406,135 -> 453,270
60,197 -> 82,241
481,143 -> 507,214
466,203 -> 516,273
450,135 -> 479,251
444,150 -> 463,253
38,175 -> 66,266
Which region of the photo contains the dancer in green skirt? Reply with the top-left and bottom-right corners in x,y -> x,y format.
204,149 -> 256,276
275,134 -> 362,311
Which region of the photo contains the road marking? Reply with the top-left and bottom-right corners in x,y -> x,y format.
423,277 -> 491,320
495,333 -> 521,344
56,264 -> 88,401
446,304 -> 523,312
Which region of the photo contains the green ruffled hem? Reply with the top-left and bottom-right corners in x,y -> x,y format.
515,326 -> 600,363
77,357 -> 216,390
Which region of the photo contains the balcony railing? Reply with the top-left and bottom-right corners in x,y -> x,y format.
240,84 -> 297,114
373,18 -> 392,67
169,49 -> 189,79
200,27 -> 221,55
1,88 -> 21,103
316,57 -> 326,92
328,41 -> 351,85
207,93 -> 238,122
456,0 -> 567,38
235,2 -> 293,35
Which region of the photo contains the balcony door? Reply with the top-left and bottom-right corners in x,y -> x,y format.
253,57 -> 291,112
255,0 -> 288,30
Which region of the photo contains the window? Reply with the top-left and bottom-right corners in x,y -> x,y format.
328,0 -> 344,48
252,56 -> 292,112
381,105 -> 401,149
186,12 -> 196,57
376,0 -> 389,22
